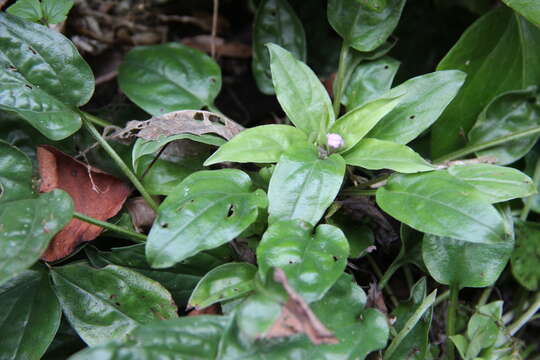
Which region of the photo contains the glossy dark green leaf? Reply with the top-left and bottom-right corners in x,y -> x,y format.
6,0 -> 42,22
468,87 -> 540,165
326,210 -> 374,258
368,70 -> 466,144
252,0 -> 306,95
42,318 -> 85,360
448,164 -> 535,203
41,0 -> 74,24
268,44 -> 334,140
376,172 -> 507,244
146,169 -> 267,268
51,263 -> 178,346
342,56 -> 400,110
0,140 -> 34,204
343,138 -> 435,173
118,43 -> 221,116
257,220 -> 349,302
502,0 -> 540,28
0,268 -> 61,360
188,263 -> 257,310
267,146 -> 345,226
511,221 -> 540,290
0,13 -> 94,140
69,316 -> 228,360
524,147 -> 540,213
204,125 -> 308,165
327,0 -> 405,51
0,189 -> 73,285
432,7 -> 540,157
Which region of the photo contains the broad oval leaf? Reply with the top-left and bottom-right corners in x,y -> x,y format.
6,0 -> 42,22
327,0 -> 406,51
468,87 -> 540,165
252,0 -> 306,95
257,220 -> 349,302
0,13 -> 94,140
0,268 -> 61,360
502,0 -> 540,30
268,44 -> 334,140
376,172 -> 507,244
368,70 -> 466,144
0,140 -> 34,204
432,7 -> 540,157
51,263 -> 178,346
448,164 -> 535,203
146,169 -> 267,268
330,96 -> 402,152
0,189 -> 73,285
343,138 -> 435,173
118,43 -> 221,116
511,221 -> 540,291
267,146 -> 345,226
204,125 -> 308,166
188,263 -> 257,310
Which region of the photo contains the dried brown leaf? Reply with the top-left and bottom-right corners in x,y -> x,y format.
182,35 -> 252,58
126,196 -> 157,232
366,282 -> 388,315
187,304 -> 220,316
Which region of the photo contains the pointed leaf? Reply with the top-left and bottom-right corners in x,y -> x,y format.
502,0 -> 540,28
511,221 -> 540,291
0,140 -> 34,204
6,0 -> 42,22
41,0 -> 74,24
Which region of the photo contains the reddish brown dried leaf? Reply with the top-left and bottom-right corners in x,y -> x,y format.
38,145 -> 131,261
187,304 -> 220,316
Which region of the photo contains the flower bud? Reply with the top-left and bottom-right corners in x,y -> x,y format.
327,133 -> 344,150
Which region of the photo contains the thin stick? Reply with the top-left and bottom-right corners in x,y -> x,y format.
211,0 -> 219,58
74,212 -> 146,243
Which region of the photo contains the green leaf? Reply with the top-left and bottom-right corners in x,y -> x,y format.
188,263 -> 257,310
69,316 -> 228,360
448,164 -> 535,203
267,43 -> 334,140
204,125 -> 308,166
330,96 -> 402,152
252,0 -> 306,95
41,0 -> 74,24
146,169 -> 267,268
343,138 -> 435,173
327,0 -> 406,51
376,172 -> 507,244
468,87 -> 540,165
0,13 -> 94,140
118,43 -> 221,116
501,0 -> 540,28
0,189 -> 73,285
267,146 -> 345,226
511,221 -> 540,290
51,263 -> 178,346
342,56 -> 400,110
0,268 -> 61,360
465,302 -> 503,357
6,0 -> 42,22
257,220 -> 349,302
431,7 -> 540,157
0,140 -> 34,204
368,70 -> 466,144
326,210 -> 374,258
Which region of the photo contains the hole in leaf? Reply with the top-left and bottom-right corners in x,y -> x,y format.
194,112 -> 204,120
384,65 -> 389,69
332,256 -> 338,262
160,222 -> 169,228
409,115 -> 416,119
226,204 -> 235,217
29,46 -> 37,55
25,84 -> 33,90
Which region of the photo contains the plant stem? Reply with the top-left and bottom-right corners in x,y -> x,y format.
434,125 -> 540,164
332,42 -> 350,116
81,111 -> 113,127
367,255 -> 399,307
379,263 -> 399,290
434,290 -> 450,307
82,116 -> 160,212
507,292 -> 540,336
446,284 -> 460,360
341,188 -> 377,196
521,156 -> 540,221
477,286 -> 493,306
73,212 -> 146,243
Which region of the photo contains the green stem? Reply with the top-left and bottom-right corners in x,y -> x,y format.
403,265 -> 414,289
434,125 -> 540,164
341,189 -> 377,196
507,292 -> 540,336
81,111 -> 113,127
367,255 -> 399,307
379,263 -> 399,290
521,156 -> 540,221
82,116 -> 160,212
73,212 -> 146,243
446,284 -> 460,360
477,286 -> 493,306
332,43 -> 350,116
434,290 -> 450,307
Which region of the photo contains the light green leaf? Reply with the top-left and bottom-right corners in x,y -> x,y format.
511,221 -> 540,290
188,263 -> 257,310
6,0 -> 42,22
267,43 -> 334,140
343,138 -> 435,173
0,189 -> 73,285
51,263 -> 178,346
502,0 -> 540,28
376,172 -> 507,244
204,125 -> 308,166
257,220 -> 349,302
0,140 -> 34,204
268,146 -> 345,226
0,13 -> 94,140
118,43 -> 221,116
448,164 -> 535,203
146,169 -> 267,268
41,0 -> 74,24
0,268 -> 61,360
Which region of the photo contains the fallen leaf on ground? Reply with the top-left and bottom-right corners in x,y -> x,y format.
38,145 -> 131,261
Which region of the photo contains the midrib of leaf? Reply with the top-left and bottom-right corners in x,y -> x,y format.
11,282 -> 40,359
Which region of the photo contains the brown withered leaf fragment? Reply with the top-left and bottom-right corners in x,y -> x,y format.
366,282 -> 388,315
263,268 -> 338,345
126,196 -> 157,232
38,145 -> 131,261
187,304 -> 220,316
182,35 -> 252,58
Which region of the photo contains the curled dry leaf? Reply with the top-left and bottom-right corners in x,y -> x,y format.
38,145 -> 131,261
182,35 -> 252,58
263,268 -> 338,345
126,196 -> 157,232
187,304 -> 220,317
